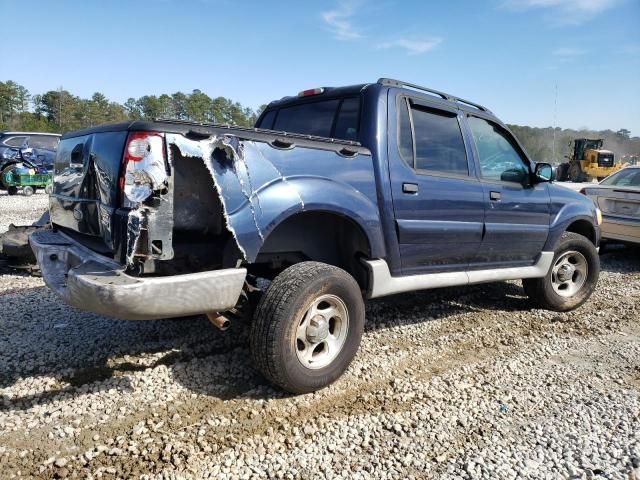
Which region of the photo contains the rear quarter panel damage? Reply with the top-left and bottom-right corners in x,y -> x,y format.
164,134 -> 386,264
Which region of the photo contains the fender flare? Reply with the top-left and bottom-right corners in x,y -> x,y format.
544,200 -> 598,251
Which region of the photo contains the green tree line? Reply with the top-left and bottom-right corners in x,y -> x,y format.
0,80 -> 261,134
2,79 -> 639,163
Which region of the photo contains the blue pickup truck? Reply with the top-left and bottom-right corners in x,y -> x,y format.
30,78 -> 602,393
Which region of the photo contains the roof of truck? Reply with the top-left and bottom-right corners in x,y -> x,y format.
264,78 -> 492,114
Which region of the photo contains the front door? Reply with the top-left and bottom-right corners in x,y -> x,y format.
389,95 -> 485,275
465,115 -> 550,268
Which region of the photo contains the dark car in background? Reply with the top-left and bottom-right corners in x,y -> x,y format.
0,132 -> 61,189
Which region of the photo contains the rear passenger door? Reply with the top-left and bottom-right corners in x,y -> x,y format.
389,95 -> 485,274
465,115 -> 550,267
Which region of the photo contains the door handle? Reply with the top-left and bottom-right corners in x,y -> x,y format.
403,183 -> 418,194
490,191 -> 501,201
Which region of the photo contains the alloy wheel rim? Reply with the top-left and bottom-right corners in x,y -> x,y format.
551,250 -> 588,298
294,294 -> 349,370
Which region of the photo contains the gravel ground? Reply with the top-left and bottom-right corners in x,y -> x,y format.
0,194 -> 639,479
0,190 -> 49,234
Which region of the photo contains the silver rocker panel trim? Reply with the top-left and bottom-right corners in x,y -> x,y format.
364,252 -> 554,299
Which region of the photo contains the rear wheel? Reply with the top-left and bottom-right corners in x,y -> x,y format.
569,162 -> 585,183
523,232 -> 599,311
0,165 -> 16,190
44,184 -> 53,194
555,163 -> 569,181
22,186 -> 34,196
250,261 -> 365,393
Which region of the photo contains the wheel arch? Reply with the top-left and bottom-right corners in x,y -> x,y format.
251,209 -> 375,289
565,219 -> 596,244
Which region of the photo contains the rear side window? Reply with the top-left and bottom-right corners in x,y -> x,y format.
3,136 -> 27,147
333,97 -> 360,141
398,98 -> 414,164
28,135 -> 59,150
259,110 -> 276,130
397,99 -> 469,176
260,96 -> 361,141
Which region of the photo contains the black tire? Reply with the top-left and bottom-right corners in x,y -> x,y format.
555,163 -> 569,182
250,261 -> 365,394
569,162 -> 585,183
0,165 -> 16,190
523,232 -> 599,312
7,186 -> 18,196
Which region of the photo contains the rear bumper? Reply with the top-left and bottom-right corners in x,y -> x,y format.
29,229 -> 247,320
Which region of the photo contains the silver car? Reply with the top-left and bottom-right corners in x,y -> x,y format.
581,166 -> 640,244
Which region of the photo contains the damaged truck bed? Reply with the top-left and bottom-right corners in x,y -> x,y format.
30,115 -> 380,319
29,79 -> 602,393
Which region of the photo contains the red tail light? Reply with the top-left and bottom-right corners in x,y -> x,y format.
119,131 -> 166,206
298,88 -> 325,97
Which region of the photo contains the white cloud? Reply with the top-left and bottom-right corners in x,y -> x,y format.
321,0 -> 363,40
552,47 -> 588,56
504,0 -> 621,24
377,37 -> 443,55
320,2 -> 444,55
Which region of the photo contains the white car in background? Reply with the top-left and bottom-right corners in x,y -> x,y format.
580,166 -> 640,245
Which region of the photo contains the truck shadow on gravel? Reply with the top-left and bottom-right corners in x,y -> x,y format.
599,244 -> 640,273
0,277 -> 542,411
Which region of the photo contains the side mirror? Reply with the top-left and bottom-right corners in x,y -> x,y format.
534,162 -> 554,183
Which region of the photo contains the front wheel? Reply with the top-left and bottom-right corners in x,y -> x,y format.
250,261 -> 365,394
523,232 -> 599,311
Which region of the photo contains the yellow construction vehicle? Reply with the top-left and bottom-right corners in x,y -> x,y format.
556,138 -> 623,182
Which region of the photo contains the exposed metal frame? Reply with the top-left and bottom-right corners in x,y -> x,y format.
363,252 -> 554,298
378,78 -> 491,113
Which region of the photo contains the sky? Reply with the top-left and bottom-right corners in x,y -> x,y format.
1,0 -> 639,134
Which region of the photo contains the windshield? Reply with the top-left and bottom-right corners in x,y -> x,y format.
600,168 -> 640,188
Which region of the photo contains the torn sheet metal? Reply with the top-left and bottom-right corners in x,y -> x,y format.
127,130 -> 380,268
123,134 -> 174,268
166,133 -> 307,262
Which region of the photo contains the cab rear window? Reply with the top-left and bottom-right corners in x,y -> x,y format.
258,97 -> 360,141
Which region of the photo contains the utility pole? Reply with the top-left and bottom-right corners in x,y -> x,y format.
58,86 -> 63,129
552,83 -> 558,163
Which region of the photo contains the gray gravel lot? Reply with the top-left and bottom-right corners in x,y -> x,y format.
0,192 -> 639,479
0,190 -> 49,235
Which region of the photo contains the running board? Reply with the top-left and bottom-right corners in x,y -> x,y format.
363,252 -> 554,299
